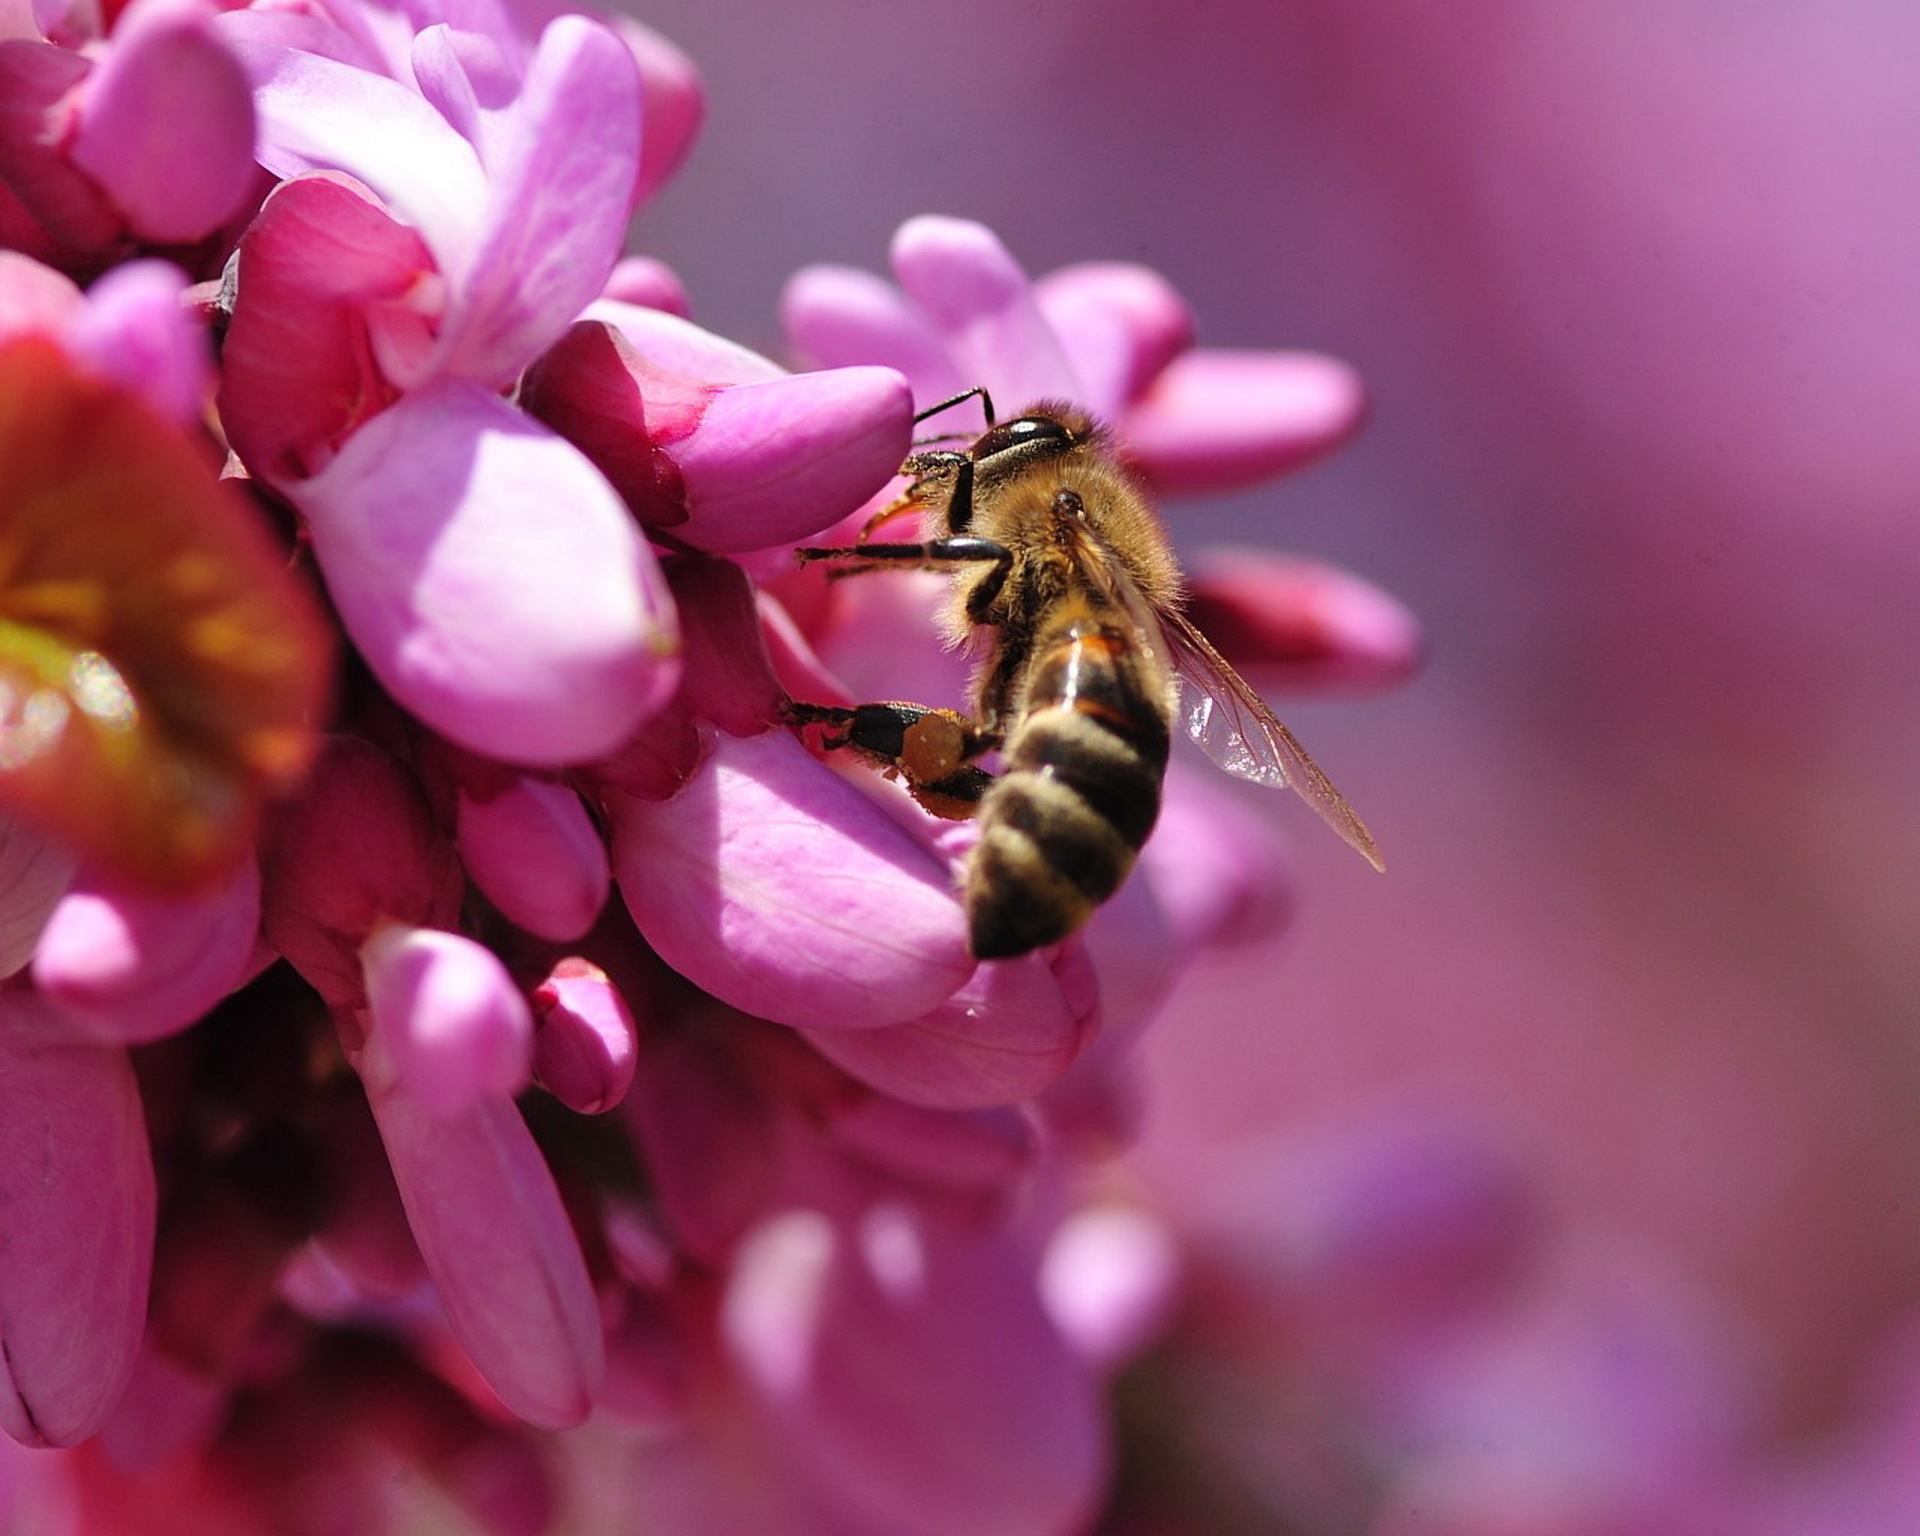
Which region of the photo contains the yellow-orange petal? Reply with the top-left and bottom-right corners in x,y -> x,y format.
0,336 -> 331,888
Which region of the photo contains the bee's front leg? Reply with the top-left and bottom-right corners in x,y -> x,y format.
783,700 -> 1000,821
795,536 -> 1010,583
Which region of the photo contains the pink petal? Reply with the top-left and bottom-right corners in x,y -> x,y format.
0,249 -> 81,339
889,215 -> 1081,413
603,254 -> 688,315
531,957 -> 637,1115
800,946 -> 1095,1110
824,1098 -> 1036,1201
224,29 -> 489,268
611,15 -> 702,203
34,856 -> 261,1042
361,925 -> 533,1115
307,1089 -> 427,1301
722,1206 -> 1107,1536
434,15 -> 640,385
0,1002 -> 153,1447
297,380 -> 680,765
454,773 -> 609,943
1032,261 -> 1195,423
585,297 -> 786,384
1039,1204 -> 1182,1371
260,736 -> 464,1013
780,262 -> 968,405
69,0 -> 255,243
1137,766 -> 1297,952
364,1084 -> 603,1428
217,172 -> 433,483
668,366 -> 914,554
1184,548 -> 1424,693
609,728 -> 973,1031
66,258 -> 209,425
1121,347 -> 1367,496
0,809 -> 76,977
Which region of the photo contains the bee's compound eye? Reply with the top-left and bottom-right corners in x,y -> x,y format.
974,414 -> 1072,465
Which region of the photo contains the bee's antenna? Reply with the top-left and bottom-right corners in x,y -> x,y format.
912,387 -> 997,434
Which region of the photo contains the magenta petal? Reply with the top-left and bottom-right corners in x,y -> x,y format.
603,255 -> 688,315
889,215 -> 1080,411
361,926 -> 533,1115
670,367 -> 914,554
1121,347 -> 1366,495
1184,548 -> 1424,693
0,810 -> 76,978
69,0 -> 255,242
800,947 -> 1094,1110
66,258 -> 209,425
0,250 -> 82,339
34,856 -> 261,1043
611,15 -> 702,203
587,298 -> 786,385
1136,767 -> 1297,952
531,958 -> 637,1115
610,729 -> 973,1030
722,1207 -> 1107,1536
298,381 -> 680,765
780,263 -> 967,404
455,774 -> 609,943
364,1084 -> 603,1427
0,1002 -> 153,1447
1032,262 -> 1195,422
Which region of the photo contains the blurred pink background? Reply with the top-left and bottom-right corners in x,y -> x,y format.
626,0 -> 1920,1517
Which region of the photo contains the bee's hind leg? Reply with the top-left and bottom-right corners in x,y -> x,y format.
782,699 -> 999,821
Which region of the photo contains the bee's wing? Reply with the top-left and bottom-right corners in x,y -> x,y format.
1161,607 -> 1385,871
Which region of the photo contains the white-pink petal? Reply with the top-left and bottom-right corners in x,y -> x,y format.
298,382 -> 680,766
455,774 -> 609,943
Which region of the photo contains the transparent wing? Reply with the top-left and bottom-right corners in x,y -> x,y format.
1163,607 -> 1385,871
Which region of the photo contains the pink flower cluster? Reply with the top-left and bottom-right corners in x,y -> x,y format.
0,0 -> 1414,1530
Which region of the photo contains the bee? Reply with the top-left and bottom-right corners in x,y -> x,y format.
790,389 -> 1382,960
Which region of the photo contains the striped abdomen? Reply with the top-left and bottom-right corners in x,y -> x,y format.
965,619 -> 1173,958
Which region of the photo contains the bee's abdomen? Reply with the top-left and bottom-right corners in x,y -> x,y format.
966,631 -> 1171,959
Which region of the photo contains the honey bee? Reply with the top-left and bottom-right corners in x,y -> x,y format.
791,389 -> 1382,960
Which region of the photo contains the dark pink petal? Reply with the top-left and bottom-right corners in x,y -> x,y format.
668,366 -> 913,554
1184,548 -> 1424,693
361,925 -> 533,1115
612,15 -> 701,203
34,856 -> 261,1042
1033,261 -> 1195,422
0,1001 -> 153,1447
603,254 -> 688,314
623,1025 -> 776,1262
69,0 -> 255,243
0,41 -> 120,255
609,728 -> 972,1031
217,173 -> 431,483
434,15 -> 640,386
531,957 -> 637,1114
889,215 -> 1080,412
66,258 -> 209,425
1039,1204 -> 1182,1371
307,1089 -> 427,1300
780,262 -> 968,404
454,773 -> 609,943
1121,347 -> 1366,496
721,1206 -> 1107,1536
800,947 -> 1095,1110
0,810 -> 76,977
824,1098 -> 1036,1201
261,736 -> 464,1013
296,380 -> 680,765
364,1083 -> 603,1427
